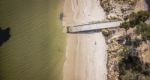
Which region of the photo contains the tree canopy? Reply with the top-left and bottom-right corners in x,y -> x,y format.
120,11 -> 150,40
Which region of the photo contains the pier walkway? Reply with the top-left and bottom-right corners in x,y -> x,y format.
67,21 -> 123,32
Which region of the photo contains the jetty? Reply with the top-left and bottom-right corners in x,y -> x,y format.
67,21 -> 123,33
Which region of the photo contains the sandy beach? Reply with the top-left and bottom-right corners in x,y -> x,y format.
62,0 -> 107,80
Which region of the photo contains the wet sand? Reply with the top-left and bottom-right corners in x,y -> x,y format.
62,0 -> 107,80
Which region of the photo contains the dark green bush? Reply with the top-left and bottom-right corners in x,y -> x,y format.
119,54 -> 150,80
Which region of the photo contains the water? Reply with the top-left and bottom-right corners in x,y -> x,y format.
0,0 -> 65,80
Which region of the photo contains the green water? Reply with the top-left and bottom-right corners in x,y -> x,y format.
0,0 -> 65,80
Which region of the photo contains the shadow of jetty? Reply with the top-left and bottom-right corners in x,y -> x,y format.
146,0 -> 150,11
0,27 -> 11,46
68,29 -> 101,34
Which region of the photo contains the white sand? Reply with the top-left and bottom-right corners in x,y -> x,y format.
63,0 -> 107,80
63,0 -> 106,26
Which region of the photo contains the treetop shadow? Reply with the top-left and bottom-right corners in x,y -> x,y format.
0,27 -> 11,46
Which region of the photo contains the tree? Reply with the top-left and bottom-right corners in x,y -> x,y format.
120,22 -> 130,31
120,11 -> 150,40
120,11 -> 150,29
136,22 -> 150,40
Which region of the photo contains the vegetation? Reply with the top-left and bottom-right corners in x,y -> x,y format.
102,29 -> 115,37
100,0 -> 137,19
114,0 -> 137,4
121,11 -> 150,28
120,11 -> 150,40
118,11 -> 150,80
136,23 -> 150,40
119,54 -> 150,80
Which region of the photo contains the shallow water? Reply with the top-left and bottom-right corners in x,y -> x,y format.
0,0 -> 65,80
